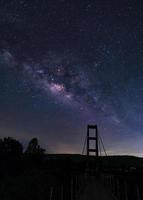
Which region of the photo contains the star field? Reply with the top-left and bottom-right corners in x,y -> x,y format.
0,0 -> 143,155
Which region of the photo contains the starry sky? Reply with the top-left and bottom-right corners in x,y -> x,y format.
0,0 -> 143,156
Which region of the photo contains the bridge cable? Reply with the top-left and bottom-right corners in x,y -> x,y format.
82,135 -> 87,155
98,135 -> 102,156
99,134 -> 108,157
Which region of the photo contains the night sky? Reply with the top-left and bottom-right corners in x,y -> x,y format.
0,0 -> 143,156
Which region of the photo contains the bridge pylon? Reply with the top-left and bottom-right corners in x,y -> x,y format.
87,125 -> 99,157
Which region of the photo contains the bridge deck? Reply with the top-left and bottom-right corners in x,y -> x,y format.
79,176 -> 116,200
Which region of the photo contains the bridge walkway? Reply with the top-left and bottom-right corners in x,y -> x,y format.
79,176 -> 116,200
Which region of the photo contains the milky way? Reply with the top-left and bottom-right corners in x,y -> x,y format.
0,1 -> 143,155
1,49 -> 120,122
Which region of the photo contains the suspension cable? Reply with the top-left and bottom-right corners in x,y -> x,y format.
82,135 -> 87,155
99,134 -> 107,156
98,136 -> 102,156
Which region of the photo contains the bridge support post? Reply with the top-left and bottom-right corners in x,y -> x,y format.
87,125 -> 99,157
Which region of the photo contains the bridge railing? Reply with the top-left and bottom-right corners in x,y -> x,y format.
48,172 -> 87,200
101,172 -> 143,200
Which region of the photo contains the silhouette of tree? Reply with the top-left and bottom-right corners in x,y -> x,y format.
25,138 -> 45,155
2,137 -> 23,157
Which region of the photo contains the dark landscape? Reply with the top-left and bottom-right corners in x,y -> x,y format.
0,136 -> 142,200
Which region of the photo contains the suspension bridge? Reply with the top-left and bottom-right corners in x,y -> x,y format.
79,125 -> 115,200
48,125 -> 143,200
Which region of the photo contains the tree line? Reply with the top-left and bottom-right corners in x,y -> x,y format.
0,137 -> 45,157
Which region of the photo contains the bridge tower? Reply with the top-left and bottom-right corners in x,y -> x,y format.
87,125 -> 99,157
